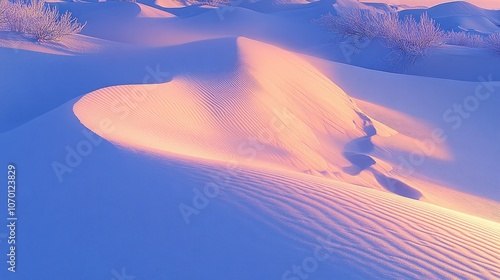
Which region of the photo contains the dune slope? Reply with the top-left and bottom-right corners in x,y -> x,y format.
0,1 -> 499,279
74,37 -> 371,175
73,37 -> 500,222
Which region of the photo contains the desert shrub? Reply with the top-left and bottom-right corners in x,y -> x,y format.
382,13 -> 445,65
487,32 -> 500,53
5,1 -> 38,34
446,31 -> 485,48
0,0 -> 8,27
313,8 -> 398,41
2,0 -> 85,41
174,0 -> 229,7
315,5 -> 445,66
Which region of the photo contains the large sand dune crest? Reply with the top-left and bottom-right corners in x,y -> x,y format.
74,37 -> 500,222
74,37 -> 371,175
1,1 -> 499,279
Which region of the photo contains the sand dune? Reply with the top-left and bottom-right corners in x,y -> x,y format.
1,0 -> 499,279
74,37 -> 500,222
74,37 -> 433,199
400,1 -> 500,33
203,162 -> 500,279
363,0 -> 500,10
74,37 -> 369,174
2,92 -> 499,279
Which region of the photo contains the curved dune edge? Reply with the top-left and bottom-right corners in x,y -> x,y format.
74,37 -> 499,222
74,37 -> 374,175
73,37 -> 426,194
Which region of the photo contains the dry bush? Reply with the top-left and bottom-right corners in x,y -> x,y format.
315,6 -> 445,66
446,31 -> 485,48
2,0 -> 85,41
487,32 -> 500,53
382,13 -> 445,65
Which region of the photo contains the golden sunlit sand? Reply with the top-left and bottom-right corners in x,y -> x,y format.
1,0 -> 499,279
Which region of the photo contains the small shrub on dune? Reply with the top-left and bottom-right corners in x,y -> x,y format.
189,0 -> 230,7
2,0 -> 85,42
446,31 -> 485,48
382,13 -> 445,65
313,8 -> 396,41
0,0 -> 8,27
487,32 -> 500,53
5,1 -> 31,35
315,6 -> 445,66
316,8 -> 377,40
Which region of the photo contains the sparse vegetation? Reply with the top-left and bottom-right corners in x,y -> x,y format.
445,31 -> 485,48
382,13 -> 445,65
313,8 -> 398,41
0,0 -> 8,27
487,32 -> 500,53
316,4 -> 500,63
315,6 -> 446,65
175,0 -> 230,7
0,0 -> 85,42
443,31 -> 500,54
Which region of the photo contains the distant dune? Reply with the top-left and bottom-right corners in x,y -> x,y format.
363,0 -> 499,10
